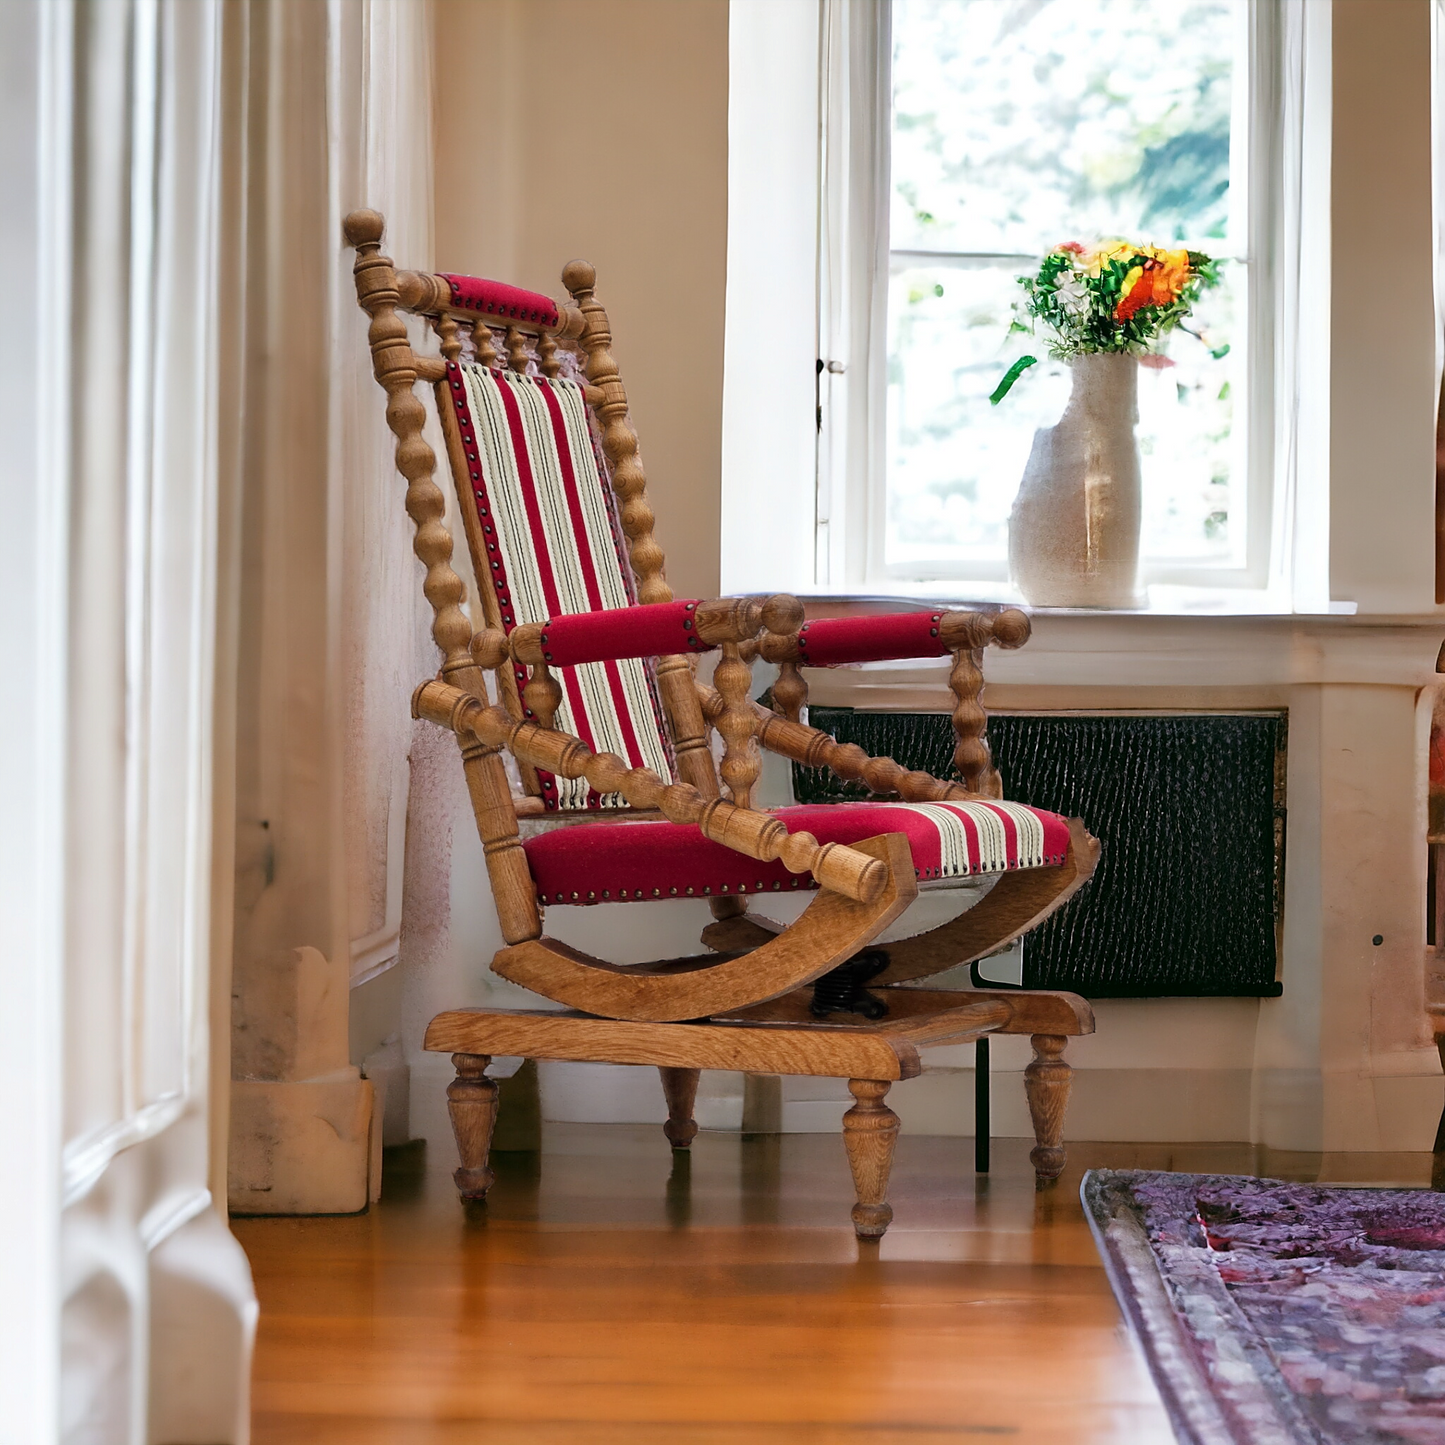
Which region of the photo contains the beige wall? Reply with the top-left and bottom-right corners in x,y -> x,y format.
390,0 -> 1445,1157
434,0 -> 729,600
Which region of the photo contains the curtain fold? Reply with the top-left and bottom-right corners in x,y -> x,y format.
222,0 -> 439,1212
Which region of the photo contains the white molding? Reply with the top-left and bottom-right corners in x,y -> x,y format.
138,1187 -> 212,1255
61,1096 -> 187,1211
720,0 -> 821,595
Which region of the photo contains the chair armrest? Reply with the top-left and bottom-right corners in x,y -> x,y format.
509,595 -> 804,667
757,607 -> 1030,667
412,675 -> 887,903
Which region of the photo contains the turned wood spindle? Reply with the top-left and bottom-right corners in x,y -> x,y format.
523,661 -> 563,731
843,1079 -> 899,1239
714,642 -> 761,812
942,608 -> 1029,799
659,652 -> 723,800
435,311 -> 464,365
773,660 -> 808,724
471,319 -> 499,369
950,647 -> 1001,798
536,328 -> 561,379
505,324 -> 530,375
697,686 -> 987,805
448,1052 -> 499,1200
1024,1034 -> 1072,1182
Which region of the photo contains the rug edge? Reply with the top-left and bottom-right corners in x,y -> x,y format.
1082,1169 -> 1255,1445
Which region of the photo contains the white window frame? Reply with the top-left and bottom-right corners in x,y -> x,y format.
722,0 -> 1328,611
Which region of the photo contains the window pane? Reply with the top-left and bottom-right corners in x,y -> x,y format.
886,264 -> 1242,570
888,265 -> 1063,569
885,0 -> 1246,576
891,0 -> 1239,255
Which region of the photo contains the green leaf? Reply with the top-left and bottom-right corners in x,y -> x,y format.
989,355 -> 1038,405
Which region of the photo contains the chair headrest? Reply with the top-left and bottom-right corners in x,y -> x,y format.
438,272 -> 558,328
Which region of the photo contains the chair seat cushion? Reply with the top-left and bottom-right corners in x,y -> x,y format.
523,800 -> 1071,905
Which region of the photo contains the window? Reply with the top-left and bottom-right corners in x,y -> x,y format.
815,0 -> 1293,598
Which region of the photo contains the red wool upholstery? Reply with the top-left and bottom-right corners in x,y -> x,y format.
536,600 -> 712,666
445,360 -> 675,810
796,612 -> 950,667
439,273 -> 559,328
523,800 -> 1071,904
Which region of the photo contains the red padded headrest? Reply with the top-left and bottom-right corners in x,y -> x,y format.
439,272 -> 559,328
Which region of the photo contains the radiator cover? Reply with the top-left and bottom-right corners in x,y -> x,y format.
792,709 -> 1286,998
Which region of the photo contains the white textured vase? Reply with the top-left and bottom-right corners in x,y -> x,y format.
1008,352 -> 1144,609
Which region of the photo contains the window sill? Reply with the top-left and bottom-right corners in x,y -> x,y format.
794,583 -> 1368,619
782,591 -> 1445,702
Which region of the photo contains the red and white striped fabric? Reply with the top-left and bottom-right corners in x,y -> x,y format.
445,360 -> 675,810
523,799 -> 1071,904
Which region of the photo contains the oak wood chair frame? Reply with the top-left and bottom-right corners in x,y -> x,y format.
345,210 -> 1101,1237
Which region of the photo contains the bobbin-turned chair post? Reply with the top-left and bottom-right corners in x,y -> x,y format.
559,261 -> 722,807
561,259 -> 754,918
344,209 -> 541,945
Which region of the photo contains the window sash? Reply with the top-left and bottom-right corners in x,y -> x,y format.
818,0 -> 1301,599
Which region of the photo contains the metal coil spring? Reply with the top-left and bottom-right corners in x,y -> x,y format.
809,949 -> 890,1020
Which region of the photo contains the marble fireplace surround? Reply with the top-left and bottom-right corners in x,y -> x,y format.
779,606 -> 1444,1154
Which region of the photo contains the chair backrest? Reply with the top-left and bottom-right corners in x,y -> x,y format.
345,217 -> 709,813
443,352 -> 675,810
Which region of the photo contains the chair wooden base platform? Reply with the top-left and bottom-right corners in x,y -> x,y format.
425,984 -> 1094,1239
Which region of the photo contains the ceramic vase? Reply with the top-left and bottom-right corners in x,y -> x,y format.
1007,351 -> 1144,609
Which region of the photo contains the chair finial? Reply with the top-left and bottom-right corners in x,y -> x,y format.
343,208 -> 386,249
561,259 -> 596,297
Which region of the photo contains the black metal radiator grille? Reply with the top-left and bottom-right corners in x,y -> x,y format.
792,709 -> 1286,998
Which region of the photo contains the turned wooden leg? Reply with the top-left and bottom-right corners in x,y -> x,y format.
659,1066 -> 700,1149
1025,1034 -> 1072,1182
447,1052 -> 499,1201
843,1079 -> 899,1239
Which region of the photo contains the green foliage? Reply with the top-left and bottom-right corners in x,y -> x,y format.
1014,243 -> 1222,362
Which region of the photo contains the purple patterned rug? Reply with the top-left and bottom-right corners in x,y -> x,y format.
1083,1170 -> 1445,1445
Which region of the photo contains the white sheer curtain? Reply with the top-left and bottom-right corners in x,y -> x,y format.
1,0 -> 438,1436
3,1 -> 254,1440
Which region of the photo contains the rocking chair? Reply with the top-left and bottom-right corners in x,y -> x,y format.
344,210 -> 1101,1238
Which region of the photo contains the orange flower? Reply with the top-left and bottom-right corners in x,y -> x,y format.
1115,263 -> 1154,320
1114,248 -> 1191,320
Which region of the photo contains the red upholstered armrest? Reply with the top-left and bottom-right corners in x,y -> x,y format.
758,608 -> 1031,667
437,272 -> 559,328
509,596 -> 805,668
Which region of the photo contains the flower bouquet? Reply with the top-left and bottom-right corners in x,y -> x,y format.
999,240 -> 1222,609
991,240 -> 1222,403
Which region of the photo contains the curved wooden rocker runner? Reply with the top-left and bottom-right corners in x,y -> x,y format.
346,210 -> 1101,1238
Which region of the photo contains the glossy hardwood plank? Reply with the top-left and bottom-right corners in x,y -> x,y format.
235,1127 -> 1434,1445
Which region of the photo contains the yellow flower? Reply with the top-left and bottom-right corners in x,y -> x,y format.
1082,238 -> 1136,275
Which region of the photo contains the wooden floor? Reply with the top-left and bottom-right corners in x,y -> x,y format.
234,1125 -> 1435,1445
